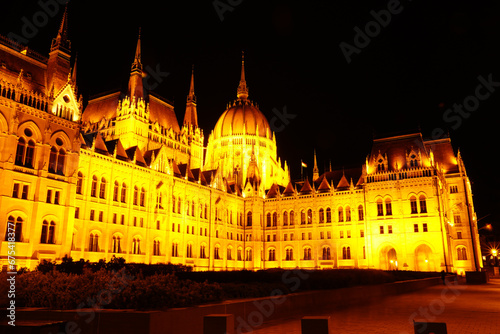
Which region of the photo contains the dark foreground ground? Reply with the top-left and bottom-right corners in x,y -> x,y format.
251,277 -> 500,334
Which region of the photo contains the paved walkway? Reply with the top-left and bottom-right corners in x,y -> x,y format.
251,278 -> 500,334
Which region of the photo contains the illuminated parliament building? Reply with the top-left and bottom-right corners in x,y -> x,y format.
0,12 -> 483,275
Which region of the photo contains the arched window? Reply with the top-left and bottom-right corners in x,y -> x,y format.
283,211 -> 289,226
121,183 -> 127,203
172,195 -> 176,212
289,210 -> 295,225
273,212 -> 278,226
40,220 -> 55,244
303,247 -> 312,260
132,237 -> 141,255
56,149 -> 65,174
140,188 -> 146,207
112,235 -> 122,253
214,245 -> 221,259
342,246 -> 351,259
266,212 -> 271,227
410,196 -> 418,214
377,199 -> 384,216
91,176 -> 98,197
345,206 -> 351,221
319,208 -> 324,223
49,147 -> 57,172
4,216 -> 23,242
307,209 -> 312,224
89,233 -> 99,252
338,207 -> 344,222
113,181 -> 119,201
358,205 -> 364,221
186,244 -> 193,258
171,242 -> 179,257
385,199 -> 392,216
268,248 -> 276,261
99,178 -> 106,199
326,208 -> 331,223
76,172 -> 83,195
15,137 -> 26,166
300,210 -> 306,224
177,197 -> 182,214
457,247 -> 468,260
322,246 -> 331,260
200,244 -> 207,258
24,140 -> 35,168
419,195 -> 427,213
245,248 -> 252,261
247,212 -> 252,226
285,248 -> 294,261
133,186 -> 139,205
191,201 -> 195,216
153,240 -> 161,256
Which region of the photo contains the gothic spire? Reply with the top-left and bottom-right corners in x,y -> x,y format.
51,5 -> 71,53
236,51 -> 248,100
128,29 -> 144,100
313,149 -> 319,181
183,65 -> 198,128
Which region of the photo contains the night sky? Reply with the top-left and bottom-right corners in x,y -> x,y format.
2,0 -> 500,234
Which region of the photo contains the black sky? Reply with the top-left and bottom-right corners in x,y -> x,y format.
2,0 -> 500,233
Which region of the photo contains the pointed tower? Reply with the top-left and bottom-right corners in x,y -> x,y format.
236,52 -> 248,100
128,29 -> 144,100
47,6 -> 72,96
313,149 -> 319,181
183,65 -> 198,127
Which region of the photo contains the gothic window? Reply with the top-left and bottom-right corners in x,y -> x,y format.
457,247 -> 467,260
89,233 -> 99,252
419,195 -> 427,213
15,138 -> 35,168
326,208 -> 331,223
319,208 -> 324,223
120,183 -> 127,203
91,176 -> 98,197
113,181 -> 119,201
153,240 -> 161,256
301,210 -> 306,224
322,246 -> 331,260
5,216 -> 23,242
247,211 -> 252,226
99,178 -> 106,199
410,196 -> 418,214
172,242 -> 179,257
358,205 -> 364,221
131,237 -> 141,255
76,172 -> 83,194
266,212 -> 271,227
338,207 -> 344,222
377,200 -> 384,216
268,248 -> 276,261
112,235 -> 122,253
345,206 -> 351,221
283,211 -> 288,226
303,247 -> 312,260
285,248 -> 294,261
140,188 -> 146,206
342,246 -> 351,259
289,210 -> 295,225
245,248 -> 252,261
40,220 -> 55,244
133,186 -> 139,205
307,209 -> 312,224
385,199 -> 392,216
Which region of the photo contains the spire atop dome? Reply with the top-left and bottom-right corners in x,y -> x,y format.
236,51 -> 249,100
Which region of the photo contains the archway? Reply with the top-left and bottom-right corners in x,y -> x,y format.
380,246 -> 398,270
415,244 -> 435,272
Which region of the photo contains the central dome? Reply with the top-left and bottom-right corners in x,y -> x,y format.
213,100 -> 271,139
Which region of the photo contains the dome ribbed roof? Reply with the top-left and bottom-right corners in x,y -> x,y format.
213,99 -> 271,139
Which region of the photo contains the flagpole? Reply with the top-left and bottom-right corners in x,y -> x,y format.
301,160 -> 303,181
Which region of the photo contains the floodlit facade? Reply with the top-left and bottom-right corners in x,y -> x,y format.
0,12 -> 482,275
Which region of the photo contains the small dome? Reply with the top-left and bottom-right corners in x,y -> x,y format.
213,99 -> 271,139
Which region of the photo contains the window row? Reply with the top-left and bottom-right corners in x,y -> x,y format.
15,135 -> 67,175
376,196 -> 428,216
4,216 -> 56,244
